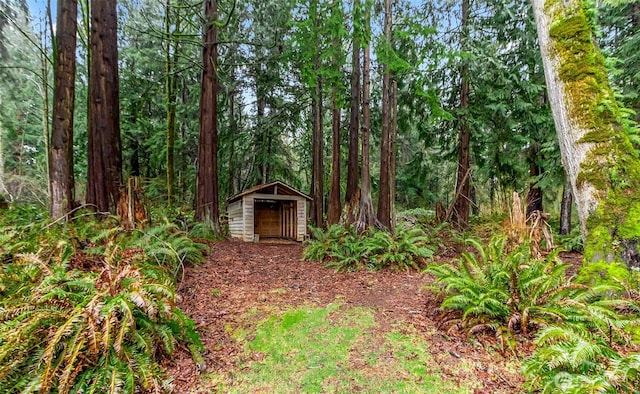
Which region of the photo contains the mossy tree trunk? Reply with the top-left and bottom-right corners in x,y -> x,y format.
532,0 -> 640,272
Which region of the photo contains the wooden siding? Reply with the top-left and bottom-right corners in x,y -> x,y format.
242,195 -> 254,241
227,191 -> 308,242
227,200 -> 243,239
297,198 -> 306,241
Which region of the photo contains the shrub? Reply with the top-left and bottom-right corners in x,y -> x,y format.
523,324 -> 640,393
426,235 -> 640,391
426,237 -> 578,341
0,207 -> 205,393
304,224 -> 436,272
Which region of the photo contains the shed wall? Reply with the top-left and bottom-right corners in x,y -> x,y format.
296,197 -> 306,241
227,200 -> 243,239
229,191 -> 308,242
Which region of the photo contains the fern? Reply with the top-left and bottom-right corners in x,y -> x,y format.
425,236 -> 619,343
0,207 -> 205,393
304,224 -> 437,272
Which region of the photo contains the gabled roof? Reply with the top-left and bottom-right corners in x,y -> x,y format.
227,181 -> 312,203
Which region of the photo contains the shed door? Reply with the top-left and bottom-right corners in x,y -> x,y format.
254,200 -> 281,238
281,201 -> 297,239
254,199 -> 297,239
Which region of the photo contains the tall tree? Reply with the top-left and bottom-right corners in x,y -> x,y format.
451,0 -> 471,230
87,0 -> 122,213
327,0 -> 345,225
377,0 -> 393,229
357,2 -> 376,231
49,0 -> 77,219
164,0 -> 179,206
195,0 -> 220,229
345,0 -> 361,207
532,0 -> 640,270
309,0 -> 324,228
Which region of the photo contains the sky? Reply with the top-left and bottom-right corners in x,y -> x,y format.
26,0 -> 56,22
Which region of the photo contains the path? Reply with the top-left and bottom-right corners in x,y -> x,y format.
165,239 -> 522,393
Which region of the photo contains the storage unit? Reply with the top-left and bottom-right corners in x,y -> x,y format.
227,181 -> 311,242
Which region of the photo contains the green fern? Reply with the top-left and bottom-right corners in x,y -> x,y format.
304,224 -> 437,272
0,207 -> 205,393
426,236 -> 591,342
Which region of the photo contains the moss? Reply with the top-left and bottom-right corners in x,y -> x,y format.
545,0 -> 640,273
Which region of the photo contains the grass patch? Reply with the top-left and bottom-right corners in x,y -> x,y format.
212,304 -> 476,393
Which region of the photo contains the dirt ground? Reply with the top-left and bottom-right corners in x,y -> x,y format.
166,239 -> 576,393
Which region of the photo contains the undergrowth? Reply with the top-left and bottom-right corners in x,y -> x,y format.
0,206 -> 206,393
427,235 -> 640,392
303,223 -> 437,271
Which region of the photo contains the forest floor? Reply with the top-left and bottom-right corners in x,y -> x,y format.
165,239 -> 581,393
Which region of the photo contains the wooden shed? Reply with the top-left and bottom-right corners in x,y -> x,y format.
227,181 -> 311,242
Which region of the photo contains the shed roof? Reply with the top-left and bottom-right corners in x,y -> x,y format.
227,181 -> 312,203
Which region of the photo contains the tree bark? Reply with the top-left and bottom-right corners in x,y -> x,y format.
357,5 -> 377,232
87,0 -> 122,213
526,142 -> 543,217
390,80 -> 398,227
195,0 -> 220,231
49,0 -> 77,219
310,0 -> 324,228
532,0 -> 640,269
327,87 -> 342,225
0,93 -> 7,199
345,0 -> 360,206
560,180 -> 572,235
310,75 -> 324,227
452,0 -> 471,231
377,0 -> 392,229
165,0 -> 179,207
228,83 -> 238,196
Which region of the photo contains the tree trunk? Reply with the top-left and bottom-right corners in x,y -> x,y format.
228,84 -> 238,196
87,0 -> 122,213
532,0 -> 640,270
327,88 -> 341,225
310,75 -> 324,227
195,0 -> 220,231
49,0 -> 77,219
526,142 -> 543,217
256,78 -> 267,184
357,5 -> 377,232
345,0 -> 360,206
377,0 -> 392,229
310,0 -> 324,228
0,94 -> 7,199
165,0 -> 179,207
452,0 -> 471,231
560,180 -> 572,235
390,80 -> 398,227
179,78 -> 188,197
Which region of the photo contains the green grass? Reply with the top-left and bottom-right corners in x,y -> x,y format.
207,303 -> 476,393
